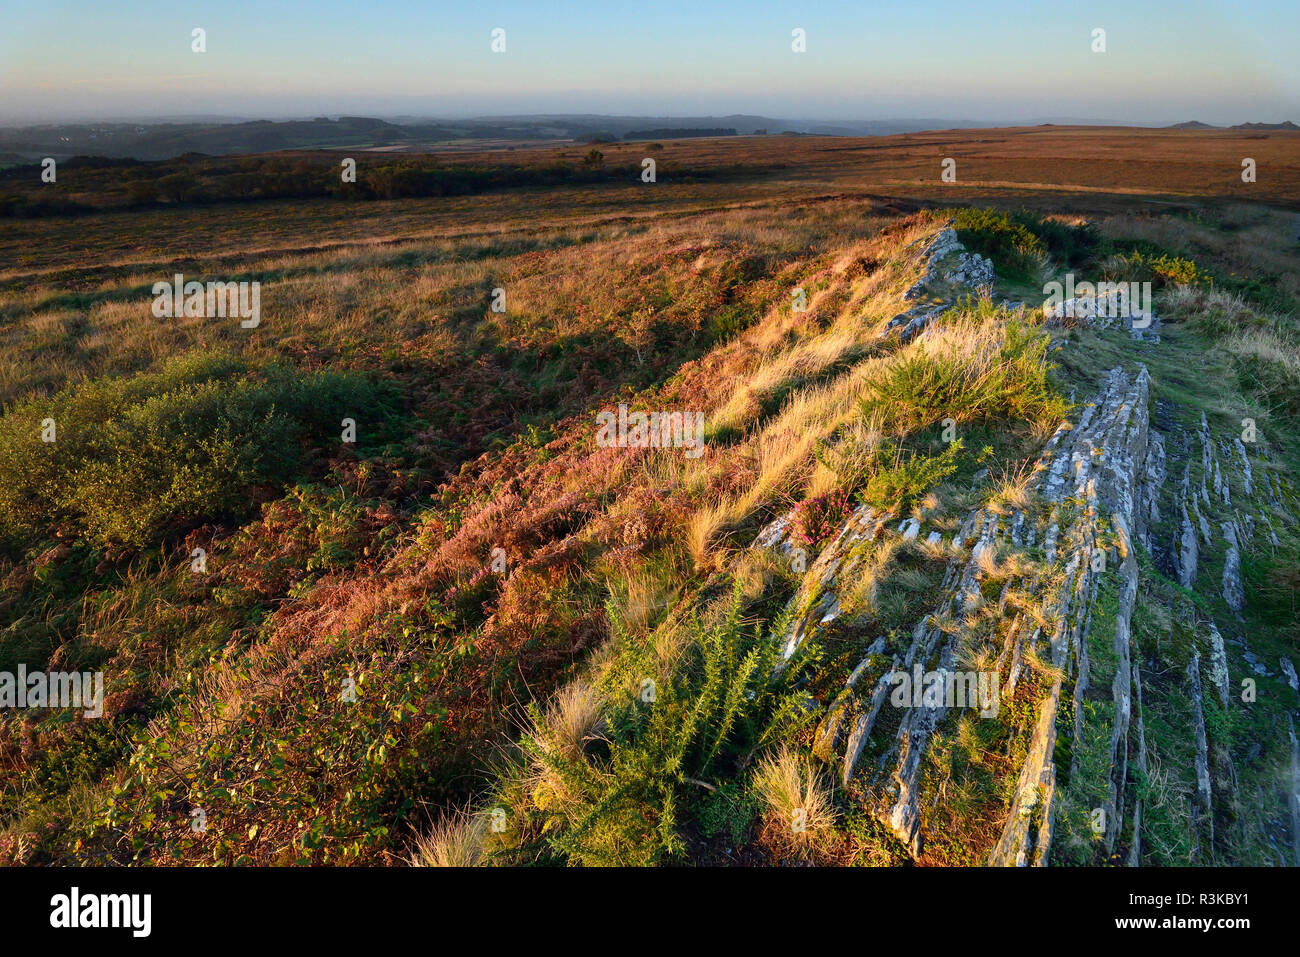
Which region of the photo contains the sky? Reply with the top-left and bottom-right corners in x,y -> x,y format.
2,0 -> 1297,125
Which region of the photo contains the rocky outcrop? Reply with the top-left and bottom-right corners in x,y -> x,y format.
1281,657 -> 1299,694
1177,464 -> 1199,588
990,683 -> 1059,866
790,364 -> 1159,862
1290,719 -> 1300,867
1221,521 -> 1245,613
754,504 -> 891,666
884,225 -> 997,344
1206,621 -> 1231,708
747,219 -> 1299,867
1043,288 -> 1162,342
901,226 -> 995,302
883,304 -> 948,344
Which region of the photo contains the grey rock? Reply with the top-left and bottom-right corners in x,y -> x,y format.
1281,657 -> 1299,694
1221,522 -> 1245,612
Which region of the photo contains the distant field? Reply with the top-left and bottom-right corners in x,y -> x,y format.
424,125 -> 1300,206
3,126 -> 1295,278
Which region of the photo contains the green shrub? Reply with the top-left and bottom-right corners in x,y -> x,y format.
0,352 -> 386,551
859,440 -> 964,514
1009,209 -> 1102,268
695,780 -> 760,845
527,581 -> 813,865
1108,247 -> 1208,287
951,208 -> 1046,282
814,429 -> 964,514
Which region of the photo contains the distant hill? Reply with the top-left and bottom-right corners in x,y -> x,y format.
0,114 -> 1002,161
0,116 -> 463,161
623,128 -> 737,140
1230,121 -> 1299,130
4,114 -> 1297,163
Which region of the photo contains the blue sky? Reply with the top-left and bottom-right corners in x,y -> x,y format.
2,0 -> 1296,124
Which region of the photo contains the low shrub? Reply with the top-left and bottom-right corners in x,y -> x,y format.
951,208 -> 1046,282
858,440 -> 964,514
522,581 -> 813,865
1009,210 -> 1103,268
0,352 -> 387,551
792,489 -> 853,546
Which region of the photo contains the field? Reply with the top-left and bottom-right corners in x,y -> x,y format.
1,127 -> 1298,866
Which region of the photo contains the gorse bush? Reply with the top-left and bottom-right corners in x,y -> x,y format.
814,428 -> 964,515
1104,246 -> 1208,287
858,440 -> 964,514
955,206 -> 1213,291
0,352 -> 386,551
951,208 -> 1047,282
1009,210 -> 1102,267
523,581 -> 813,865
953,207 -> 1105,278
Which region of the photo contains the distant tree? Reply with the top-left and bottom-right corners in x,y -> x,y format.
583,149 -> 605,169
156,172 -> 197,202
126,180 -> 159,205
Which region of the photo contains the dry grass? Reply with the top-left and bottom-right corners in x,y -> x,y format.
1223,327 -> 1300,373
974,541 -> 1004,578
605,566 -> 675,638
678,214 -> 957,573
537,680 -> 606,762
408,805 -> 492,867
986,459 -> 1037,513
525,679 -> 608,815
1160,284 -> 1257,325
686,500 -> 735,573
753,746 -> 836,859
840,537 -> 902,618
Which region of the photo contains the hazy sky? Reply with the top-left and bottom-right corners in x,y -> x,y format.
2,0 -> 1297,124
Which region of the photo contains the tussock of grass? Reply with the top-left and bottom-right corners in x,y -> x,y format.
985,458 -> 1037,513
752,745 -> 836,858
408,806 -> 491,867
858,305 -> 1071,437
1222,327 -> 1300,417
605,565 -> 676,638
537,680 -> 606,763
